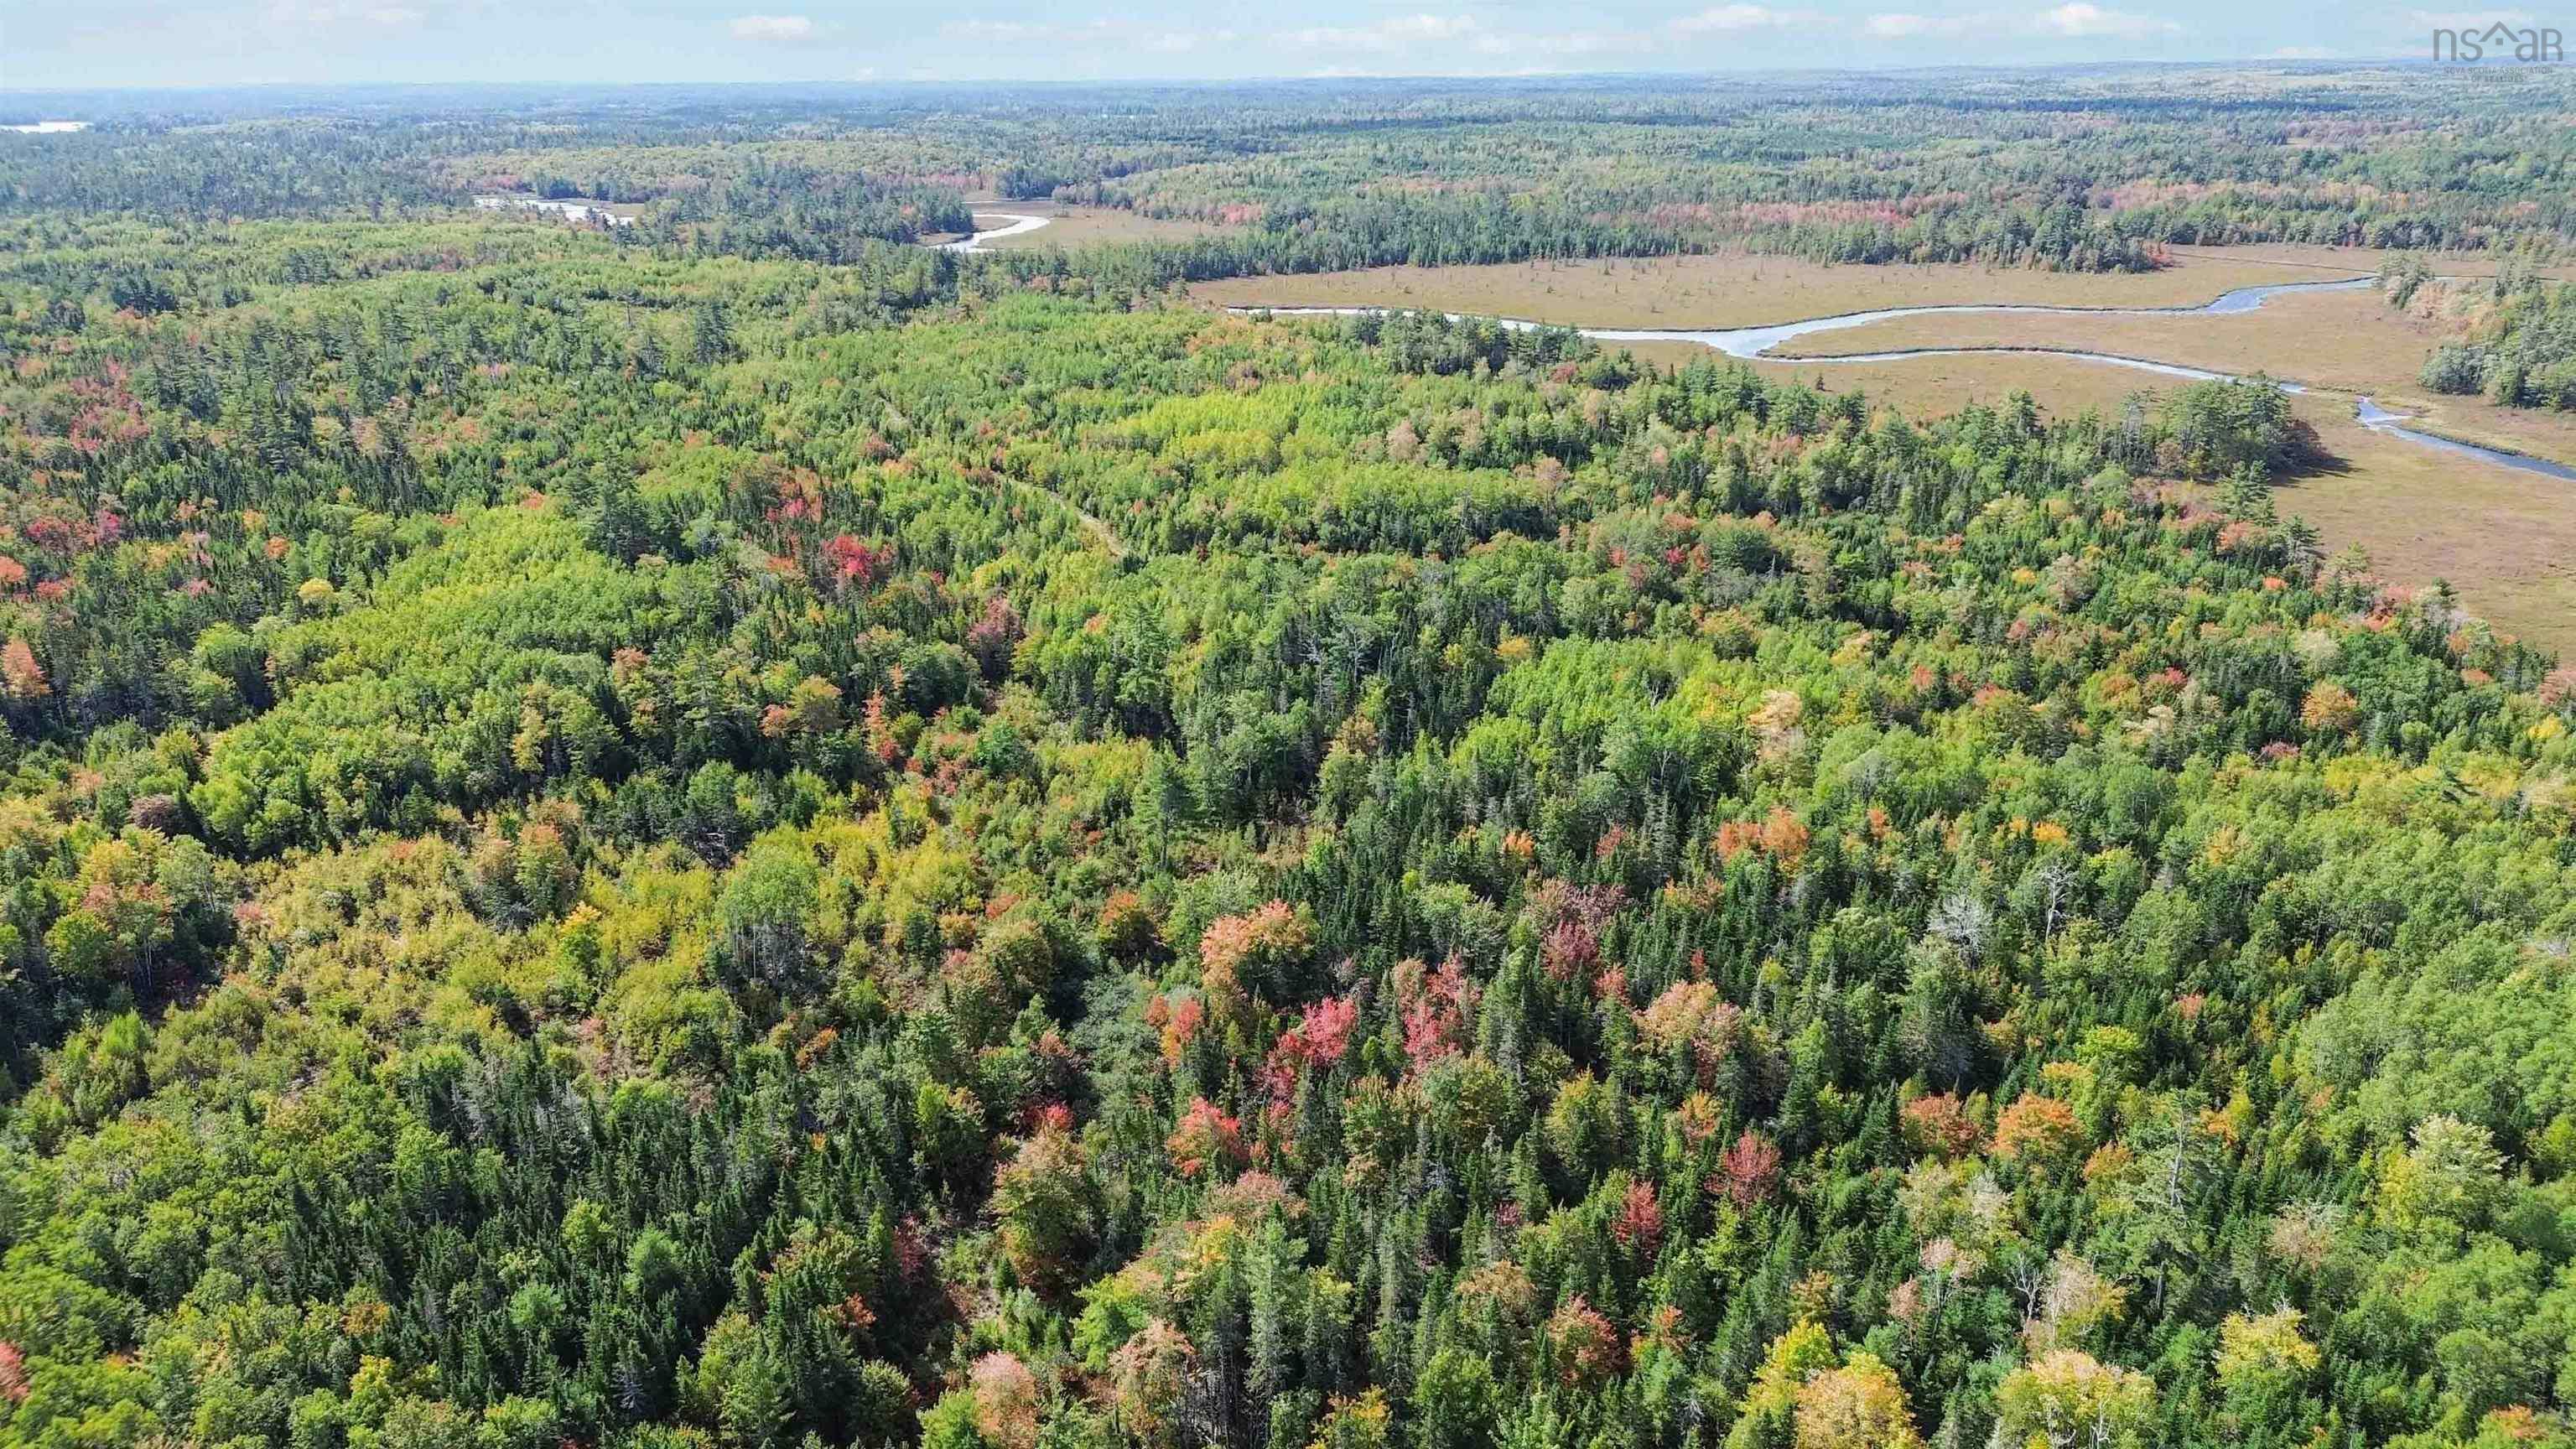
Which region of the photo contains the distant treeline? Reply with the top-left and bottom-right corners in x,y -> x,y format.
6,68 -> 2575,279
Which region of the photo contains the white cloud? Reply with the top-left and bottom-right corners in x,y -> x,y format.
1505,29 -> 1652,54
1461,23 -> 1654,56
729,13 -> 813,41
942,17 -> 1224,51
943,18 -> 1044,39
1285,13 -> 1483,51
1864,11 -> 1977,35
1857,5 -> 2179,39
938,7 -> 1841,67
2267,44 -> 2340,57
1670,4 -> 1806,32
2406,8 -> 2535,29
1145,29 -> 1219,51
1277,13 -> 1675,65
2036,3 -> 2179,36
263,0 -> 428,29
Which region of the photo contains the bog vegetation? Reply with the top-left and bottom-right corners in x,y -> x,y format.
2,67 -> 2576,1449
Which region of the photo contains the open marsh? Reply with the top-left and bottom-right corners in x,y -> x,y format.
1190,250 -> 2384,329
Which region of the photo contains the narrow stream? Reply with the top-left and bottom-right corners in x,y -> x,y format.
2352,397 -> 2576,481
1239,278 -> 2576,482
940,213 -> 1052,252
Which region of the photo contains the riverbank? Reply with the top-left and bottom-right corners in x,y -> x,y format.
1722,347 -> 2576,650
1190,251 -> 2380,330
1763,282 -> 2576,470
1223,274 -> 2576,650
929,202 -> 1216,252
1221,267 -> 2576,477
937,212 -> 1052,252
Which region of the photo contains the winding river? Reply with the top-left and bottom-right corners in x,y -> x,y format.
1239,278 -> 2576,483
927,216 -> 2571,482
939,212 -> 1052,252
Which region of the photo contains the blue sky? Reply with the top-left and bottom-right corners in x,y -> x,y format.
0,0 -> 2547,89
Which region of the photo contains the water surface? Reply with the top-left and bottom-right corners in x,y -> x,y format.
1242,277 -> 2576,483
941,213 -> 1052,252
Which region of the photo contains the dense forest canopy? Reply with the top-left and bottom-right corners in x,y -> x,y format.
2384,255 -> 2576,412
8,66 -> 2576,276
2,65 -> 2576,1449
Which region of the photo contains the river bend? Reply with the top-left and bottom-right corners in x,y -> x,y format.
1239,278 -> 2576,482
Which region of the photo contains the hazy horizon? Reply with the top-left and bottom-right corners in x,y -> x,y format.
0,1 -> 2536,92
